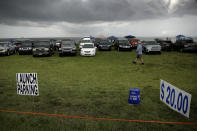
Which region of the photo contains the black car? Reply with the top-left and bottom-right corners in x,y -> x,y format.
173,37 -> 197,52
59,39 -> 77,56
155,39 -> 173,51
18,41 -> 33,55
97,40 -> 112,51
32,41 -> 54,57
114,38 -> 132,51
94,38 -> 102,47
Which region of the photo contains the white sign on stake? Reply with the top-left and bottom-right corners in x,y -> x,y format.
16,73 -> 39,96
160,80 -> 192,118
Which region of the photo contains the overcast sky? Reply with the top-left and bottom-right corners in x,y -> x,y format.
0,0 -> 197,38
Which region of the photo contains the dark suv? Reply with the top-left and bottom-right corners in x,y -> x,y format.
59,39 -> 77,56
173,37 -> 197,52
114,38 -> 132,51
97,40 -> 112,51
155,39 -> 173,51
32,41 -> 54,57
18,41 -> 33,55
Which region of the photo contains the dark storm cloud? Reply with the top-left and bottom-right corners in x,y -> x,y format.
0,0 -> 196,25
173,0 -> 197,16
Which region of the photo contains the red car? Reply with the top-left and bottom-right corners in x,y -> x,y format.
128,38 -> 139,48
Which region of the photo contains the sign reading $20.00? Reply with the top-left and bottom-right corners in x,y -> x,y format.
160,80 -> 192,118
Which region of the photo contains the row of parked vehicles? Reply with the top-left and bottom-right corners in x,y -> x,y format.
0,36 -> 197,57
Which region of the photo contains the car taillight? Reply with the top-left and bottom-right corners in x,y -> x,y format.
59,44 -> 61,48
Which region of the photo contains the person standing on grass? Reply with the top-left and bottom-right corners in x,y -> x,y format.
133,41 -> 144,65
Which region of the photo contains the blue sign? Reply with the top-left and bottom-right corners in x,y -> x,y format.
128,88 -> 140,104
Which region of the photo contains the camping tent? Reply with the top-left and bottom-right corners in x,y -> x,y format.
125,35 -> 136,38
107,36 -> 118,40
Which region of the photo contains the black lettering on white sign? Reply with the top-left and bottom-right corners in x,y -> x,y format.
16,73 -> 39,96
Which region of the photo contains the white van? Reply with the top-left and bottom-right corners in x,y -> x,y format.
79,37 -> 93,49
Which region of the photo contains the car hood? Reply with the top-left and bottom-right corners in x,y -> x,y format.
0,47 -> 6,49
144,45 -> 161,48
62,46 -> 75,49
34,47 -> 49,49
99,44 -> 110,46
81,48 -> 95,51
80,42 -> 94,45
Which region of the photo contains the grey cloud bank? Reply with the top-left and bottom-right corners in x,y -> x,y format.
0,0 -> 197,37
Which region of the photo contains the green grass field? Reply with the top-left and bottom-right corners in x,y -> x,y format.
0,50 -> 197,130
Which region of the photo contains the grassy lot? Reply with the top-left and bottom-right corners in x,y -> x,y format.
0,49 -> 197,130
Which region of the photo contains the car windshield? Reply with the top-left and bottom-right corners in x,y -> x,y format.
83,44 -> 94,48
119,40 -> 130,45
34,41 -> 50,47
21,42 -> 32,47
62,41 -> 74,46
144,41 -> 159,45
95,38 -> 102,42
0,43 -> 8,47
163,41 -> 172,43
100,41 -> 111,45
81,40 -> 92,43
130,39 -> 139,42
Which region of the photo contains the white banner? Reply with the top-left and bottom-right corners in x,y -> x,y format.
16,73 -> 39,96
160,80 -> 192,118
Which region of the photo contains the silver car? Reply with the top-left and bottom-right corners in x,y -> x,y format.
142,41 -> 161,54
0,42 -> 16,56
59,40 -> 77,56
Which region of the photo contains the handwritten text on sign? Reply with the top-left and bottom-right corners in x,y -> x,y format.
160,80 -> 192,118
16,73 -> 39,96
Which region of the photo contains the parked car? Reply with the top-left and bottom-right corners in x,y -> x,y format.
97,40 -> 112,51
0,42 -> 16,56
32,41 -> 54,57
155,38 -> 173,51
80,43 -> 96,56
18,41 -> 33,55
79,39 -> 93,49
142,41 -> 161,54
128,38 -> 139,48
114,38 -> 132,51
13,39 -> 32,52
59,39 -> 77,56
173,37 -> 197,52
94,38 -> 103,47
